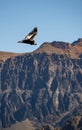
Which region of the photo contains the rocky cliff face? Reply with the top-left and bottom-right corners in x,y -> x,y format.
0,38 -> 82,128
61,115 -> 82,130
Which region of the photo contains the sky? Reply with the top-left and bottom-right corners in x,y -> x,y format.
0,0 -> 82,53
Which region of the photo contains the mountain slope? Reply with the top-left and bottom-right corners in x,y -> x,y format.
0,51 -> 23,61
1,119 -> 34,130
0,38 -> 82,129
61,115 -> 82,130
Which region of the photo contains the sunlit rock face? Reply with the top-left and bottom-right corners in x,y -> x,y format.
0,38 -> 82,128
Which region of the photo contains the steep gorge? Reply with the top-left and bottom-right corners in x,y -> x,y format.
0,38 -> 82,129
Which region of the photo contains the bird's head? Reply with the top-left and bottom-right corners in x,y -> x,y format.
34,27 -> 38,32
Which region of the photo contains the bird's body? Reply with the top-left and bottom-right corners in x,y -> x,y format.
18,39 -> 36,45
18,27 -> 38,45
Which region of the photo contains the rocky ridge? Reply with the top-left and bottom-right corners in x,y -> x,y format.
0,38 -> 82,129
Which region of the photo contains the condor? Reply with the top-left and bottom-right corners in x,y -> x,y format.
18,27 -> 38,45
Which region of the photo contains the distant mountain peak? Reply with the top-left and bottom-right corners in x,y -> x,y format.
0,38 -> 82,61
51,41 -> 71,49
72,38 -> 82,46
34,39 -> 82,59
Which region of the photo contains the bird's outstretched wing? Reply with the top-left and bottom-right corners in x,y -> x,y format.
25,27 -> 38,40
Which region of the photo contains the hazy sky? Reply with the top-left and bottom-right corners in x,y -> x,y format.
0,0 -> 82,53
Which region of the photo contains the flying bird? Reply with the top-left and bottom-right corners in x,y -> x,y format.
18,27 -> 38,45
